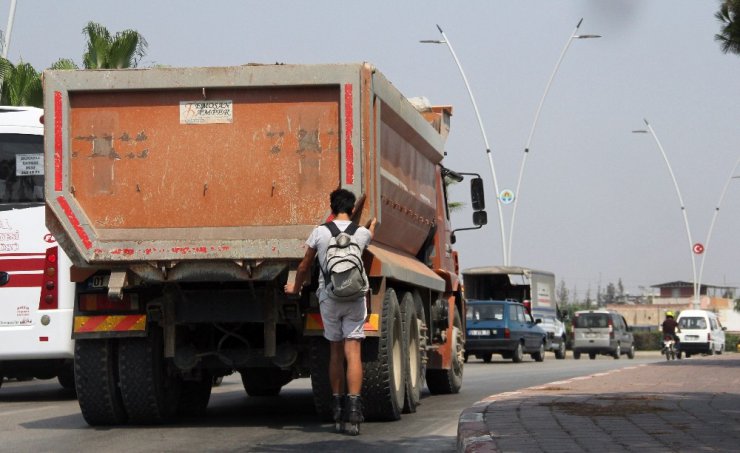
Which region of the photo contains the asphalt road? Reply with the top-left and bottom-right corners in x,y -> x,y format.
0,351 -> 664,452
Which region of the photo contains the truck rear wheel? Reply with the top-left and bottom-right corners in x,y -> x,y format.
118,328 -> 180,424
363,288 -> 405,421
426,306 -> 464,394
74,339 -> 127,426
241,368 -> 293,397
177,374 -> 212,418
400,292 -> 421,414
309,337 -> 333,421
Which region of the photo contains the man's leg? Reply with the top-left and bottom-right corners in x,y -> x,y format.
329,340 -> 346,394
344,338 -> 363,435
344,339 -> 362,394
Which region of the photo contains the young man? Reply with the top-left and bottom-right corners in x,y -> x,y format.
284,188 -> 376,435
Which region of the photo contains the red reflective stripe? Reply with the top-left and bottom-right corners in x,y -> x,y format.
114,315 -> 145,331
75,316 -> 108,333
344,84 -> 354,185
0,258 -> 45,272
2,273 -> 42,288
54,91 -> 63,191
56,196 -> 92,249
39,337 -> 49,342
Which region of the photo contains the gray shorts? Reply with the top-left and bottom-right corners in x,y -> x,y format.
319,296 -> 367,342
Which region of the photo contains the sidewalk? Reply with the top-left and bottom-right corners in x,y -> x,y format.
457,353 -> 740,452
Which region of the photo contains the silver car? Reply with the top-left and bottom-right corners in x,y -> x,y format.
572,310 -> 635,360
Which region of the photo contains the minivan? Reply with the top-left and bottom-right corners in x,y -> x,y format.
676,309 -> 726,357
572,310 -> 635,360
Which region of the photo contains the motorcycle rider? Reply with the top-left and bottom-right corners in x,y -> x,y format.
661,311 -> 681,350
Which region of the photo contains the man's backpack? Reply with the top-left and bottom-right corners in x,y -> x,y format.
322,222 -> 367,302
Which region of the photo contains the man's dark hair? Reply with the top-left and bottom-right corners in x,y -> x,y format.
330,188 -> 356,216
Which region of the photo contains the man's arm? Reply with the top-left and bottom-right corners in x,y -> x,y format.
284,247 -> 317,294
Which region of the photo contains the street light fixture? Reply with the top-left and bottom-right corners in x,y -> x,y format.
633,119 -> 699,308
421,24 -> 508,265
507,18 -> 601,265
696,155 -> 740,306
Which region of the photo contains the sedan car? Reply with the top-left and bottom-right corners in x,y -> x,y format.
465,299 -> 547,363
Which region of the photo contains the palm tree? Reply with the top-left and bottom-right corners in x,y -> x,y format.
715,0 -> 740,55
0,59 -> 42,107
82,21 -> 148,69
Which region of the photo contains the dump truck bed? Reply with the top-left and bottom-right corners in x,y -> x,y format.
44,63 -> 446,269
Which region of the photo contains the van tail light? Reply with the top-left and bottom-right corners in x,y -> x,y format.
504,328 -> 510,339
38,246 -> 59,310
708,332 -> 712,342
608,318 -> 614,339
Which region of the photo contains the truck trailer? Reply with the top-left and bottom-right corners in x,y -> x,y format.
43,63 -> 485,425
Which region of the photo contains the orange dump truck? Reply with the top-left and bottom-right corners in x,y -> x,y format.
43,63 -> 486,425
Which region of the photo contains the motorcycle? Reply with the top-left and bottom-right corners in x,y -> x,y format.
662,335 -> 677,360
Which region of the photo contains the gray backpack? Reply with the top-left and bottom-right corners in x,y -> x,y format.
322,222 -> 367,301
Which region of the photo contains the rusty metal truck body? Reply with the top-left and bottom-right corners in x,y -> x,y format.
44,63 -> 475,425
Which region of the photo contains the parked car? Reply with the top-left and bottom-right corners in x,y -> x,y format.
531,308 -> 567,359
572,310 -> 635,360
465,300 -> 547,363
676,309 -> 726,357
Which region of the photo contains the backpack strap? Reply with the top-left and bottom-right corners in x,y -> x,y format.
323,221 -> 341,237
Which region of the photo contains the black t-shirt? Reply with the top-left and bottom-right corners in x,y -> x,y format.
662,317 -> 678,335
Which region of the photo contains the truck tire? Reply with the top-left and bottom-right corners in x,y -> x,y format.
241,368 -> 292,397
57,361 -> 75,391
426,306 -> 464,395
118,328 -> 180,424
363,288 -> 406,421
74,339 -> 127,426
555,339 -> 566,359
309,337 -> 333,421
400,292 -> 421,414
177,374 -> 212,418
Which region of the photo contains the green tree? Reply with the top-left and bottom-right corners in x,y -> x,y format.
556,279 -> 569,305
81,21 -> 147,69
716,0 -> 740,55
0,59 -> 42,107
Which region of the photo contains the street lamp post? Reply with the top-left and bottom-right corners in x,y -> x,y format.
507,18 -> 600,265
696,156 -> 740,304
421,24 -> 508,265
633,119 -> 699,308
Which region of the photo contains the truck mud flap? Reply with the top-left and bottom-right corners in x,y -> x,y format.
302,312 -> 380,337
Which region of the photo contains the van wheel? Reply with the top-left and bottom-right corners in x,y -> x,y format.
627,344 -> 635,359
612,344 -> 621,359
482,353 -> 492,363
512,342 -> 524,363
364,288 -> 405,421
57,362 -> 76,391
588,353 -> 596,360
573,350 -> 581,360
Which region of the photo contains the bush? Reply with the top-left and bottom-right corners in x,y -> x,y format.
726,333 -> 740,352
633,331 -> 662,350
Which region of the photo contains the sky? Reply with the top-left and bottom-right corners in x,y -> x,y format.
7,1 -> 740,300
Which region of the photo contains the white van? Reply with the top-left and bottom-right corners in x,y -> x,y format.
676,309 -> 726,357
0,107 -> 75,390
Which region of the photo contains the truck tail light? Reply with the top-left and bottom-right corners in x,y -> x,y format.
608,318 -> 614,339
38,246 -> 59,310
78,292 -> 139,312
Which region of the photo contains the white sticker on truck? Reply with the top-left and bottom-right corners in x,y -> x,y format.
180,100 -> 233,124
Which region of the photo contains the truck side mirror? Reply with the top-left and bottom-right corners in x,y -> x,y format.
470,177 -> 485,211
473,210 -> 487,226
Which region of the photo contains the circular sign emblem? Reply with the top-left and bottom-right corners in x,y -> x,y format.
693,243 -> 704,255
43,233 -> 56,243
499,189 -> 515,205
